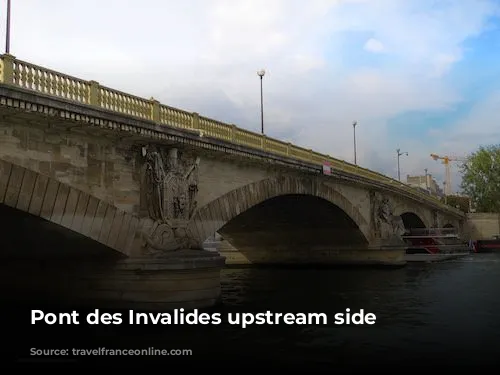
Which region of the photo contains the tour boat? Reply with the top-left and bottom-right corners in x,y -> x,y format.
402,227 -> 471,262
474,235 -> 500,253
202,233 -> 222,252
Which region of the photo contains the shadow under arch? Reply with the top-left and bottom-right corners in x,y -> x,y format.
0,203 -> 123,260
214,193 -> 369,265
400,212 -> 427,230
0,159 -> 138,258
0,159 -> 131,305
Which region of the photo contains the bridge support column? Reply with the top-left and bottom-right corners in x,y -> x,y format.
78,250 -> 225,311
219,238 -> 406,267
364,237 -> 407,267
75,205 -> 227,311
432,210 -> 440,228
365,191 -> 408,266
0,251 -> 225,312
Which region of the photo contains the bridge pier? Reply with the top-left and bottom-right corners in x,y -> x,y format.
0,252 -> 225,311
49,145 -> 229,311
0,152 -> 227,312
77,251 -> 225,311
219,238 -> 406,267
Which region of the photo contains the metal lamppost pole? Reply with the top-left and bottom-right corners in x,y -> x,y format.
352,121 -> 357,165
257,69 -> 265,134
396,148 -> 408,181
424,168 -> 429,191
5,0 -> 11,54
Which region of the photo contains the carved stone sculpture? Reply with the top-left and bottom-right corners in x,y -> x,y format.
371,191 -> 406,239
140,146 -> 201,254
432,210 -> 439,228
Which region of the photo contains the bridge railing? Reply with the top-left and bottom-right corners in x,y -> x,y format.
0,54 -> 461,215
404,228 -> 459,237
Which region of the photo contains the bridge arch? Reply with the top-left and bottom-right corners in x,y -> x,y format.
0,159 -> 137,257
188,176 -> 370,245
392,204 -> 432,229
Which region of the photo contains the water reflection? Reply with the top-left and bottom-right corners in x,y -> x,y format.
4,251 -> 500,368
215,254 -> 500,365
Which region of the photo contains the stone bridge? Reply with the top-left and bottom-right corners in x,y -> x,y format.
0,54 -> 465,311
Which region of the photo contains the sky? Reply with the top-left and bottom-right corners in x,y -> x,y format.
1,0 -> 500,193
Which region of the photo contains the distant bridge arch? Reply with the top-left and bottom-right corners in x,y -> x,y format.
393,202 -> 432,229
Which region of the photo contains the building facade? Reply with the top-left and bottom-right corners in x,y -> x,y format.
406,174 -> 443,197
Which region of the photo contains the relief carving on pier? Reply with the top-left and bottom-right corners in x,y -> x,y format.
371,191 -> 406,239
432,210 -> 440,228
139,146 -> 201,255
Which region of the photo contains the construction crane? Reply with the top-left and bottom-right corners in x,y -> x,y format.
430,153 -> 466,196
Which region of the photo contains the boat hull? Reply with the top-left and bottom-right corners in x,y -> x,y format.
402,227 -> 471,263
475,239 -> 500,253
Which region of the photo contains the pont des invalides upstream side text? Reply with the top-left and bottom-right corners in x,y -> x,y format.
31,308 -> 377,328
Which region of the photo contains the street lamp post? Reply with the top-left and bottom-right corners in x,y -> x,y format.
5,0 -> 11,54
396,148 -> 408,181
424,168 -> 429,191
352,121 -> 357,165
257,69 -> 265,134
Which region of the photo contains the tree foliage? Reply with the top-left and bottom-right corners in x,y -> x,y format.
460,144 -> 500,213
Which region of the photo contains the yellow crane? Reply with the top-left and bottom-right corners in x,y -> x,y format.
430,153 -> 466,196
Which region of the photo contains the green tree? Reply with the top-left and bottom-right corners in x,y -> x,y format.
460,144 -> 500,213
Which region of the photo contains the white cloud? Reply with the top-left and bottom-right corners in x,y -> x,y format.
439,91 -> 500,154
432,52 -> 462,77
0,0 -> 498,191
363,38 -> 385,53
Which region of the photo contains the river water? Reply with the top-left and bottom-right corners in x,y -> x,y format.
5,253 -> 500,369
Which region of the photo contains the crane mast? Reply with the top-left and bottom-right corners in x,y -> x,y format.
430,153 -> 465,196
